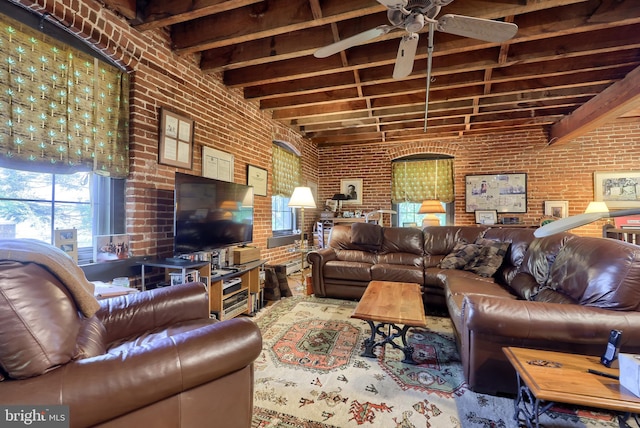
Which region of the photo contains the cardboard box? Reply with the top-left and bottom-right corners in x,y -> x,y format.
619,353 -> 640,397
233,246 -> 260,265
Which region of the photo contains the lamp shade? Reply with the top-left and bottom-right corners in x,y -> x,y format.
288,187 -> 316,208
417,200 -> 445,214
584,201 -> 609,214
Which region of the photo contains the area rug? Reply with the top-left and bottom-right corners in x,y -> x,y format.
252,296 -> 622,428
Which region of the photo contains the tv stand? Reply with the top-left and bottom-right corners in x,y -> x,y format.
139,258 -> 264,321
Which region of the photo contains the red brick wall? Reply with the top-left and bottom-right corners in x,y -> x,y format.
15,0 -> 317,267
319,121 -> 640,237
17,0 -> 640,270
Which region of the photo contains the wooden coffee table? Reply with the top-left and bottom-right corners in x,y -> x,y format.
351,280 -> 427,364
503,347 -> 640,428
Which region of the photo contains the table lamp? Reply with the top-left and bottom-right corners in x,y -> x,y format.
418,199 -> 445,227
288,187 -> 316,284
331,193 -> 349,217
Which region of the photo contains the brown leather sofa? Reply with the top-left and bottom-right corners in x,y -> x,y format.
308,223 -> 640,394
0,246 -> 262,428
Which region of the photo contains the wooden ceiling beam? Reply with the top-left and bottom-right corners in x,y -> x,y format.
549,65 -> 640,146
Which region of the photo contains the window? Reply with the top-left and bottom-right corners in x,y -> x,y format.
394,201 -> 449,227
272,195 -> 296,234
271,142 -> 301,236
0,166 -> 124,263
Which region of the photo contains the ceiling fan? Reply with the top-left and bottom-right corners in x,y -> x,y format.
314,0 -> 518,130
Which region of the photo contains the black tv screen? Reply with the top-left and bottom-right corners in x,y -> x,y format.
174,172 -> 254,255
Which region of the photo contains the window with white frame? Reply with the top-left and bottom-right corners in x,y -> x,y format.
0,166 -> 125,263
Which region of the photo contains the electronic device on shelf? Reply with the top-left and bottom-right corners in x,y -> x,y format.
174,172 -> 254,255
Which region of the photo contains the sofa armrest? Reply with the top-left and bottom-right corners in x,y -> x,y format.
463,294 -> 640,346
0,317 -> 262,427
308,248 -> 337,297
97,282 -> 209,344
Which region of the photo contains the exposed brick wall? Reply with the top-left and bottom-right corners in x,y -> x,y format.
320,120 -> 640,237
14,0 -> 640,275
14,0 -> 317,268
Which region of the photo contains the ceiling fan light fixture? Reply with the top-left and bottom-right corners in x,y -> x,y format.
405,13 -> 425,32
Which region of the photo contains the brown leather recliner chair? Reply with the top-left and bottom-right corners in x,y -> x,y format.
0,240 -> 262,428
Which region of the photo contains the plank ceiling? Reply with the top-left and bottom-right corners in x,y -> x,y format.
105,0 -> 640,147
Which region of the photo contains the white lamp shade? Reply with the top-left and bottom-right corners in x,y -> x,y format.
288,187 -> 316,208
584,201 -> 609,214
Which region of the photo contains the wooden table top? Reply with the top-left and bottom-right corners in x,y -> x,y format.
351,281 -> 427,327
503,347 -> 640,414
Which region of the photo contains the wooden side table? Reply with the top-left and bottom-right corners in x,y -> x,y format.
503,347 -> 640,428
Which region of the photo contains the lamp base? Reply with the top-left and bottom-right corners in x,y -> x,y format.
422,215 -> 441,227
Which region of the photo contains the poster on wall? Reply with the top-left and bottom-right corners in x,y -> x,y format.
465,173 -> 527,213
202,147 -> 234,182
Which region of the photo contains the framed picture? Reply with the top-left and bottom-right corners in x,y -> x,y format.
54,228 -> 77,263
158,108 -> 193,169
247,164 -> 268,196
475,210 -> 498,225
202,146 -> 234,182
340,178 -> 363,205
544,200 -> 569,218
594,171 -> 640,209
465,173 -> 527,213
94,234 -> 130,263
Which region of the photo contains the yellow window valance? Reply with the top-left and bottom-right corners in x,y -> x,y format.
392,158 -> 454,203
0,14 -> 130,177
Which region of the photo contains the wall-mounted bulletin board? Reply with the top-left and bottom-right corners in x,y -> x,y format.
465,173 -> 527,213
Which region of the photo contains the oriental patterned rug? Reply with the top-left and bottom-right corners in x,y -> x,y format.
252,296 -> 622,428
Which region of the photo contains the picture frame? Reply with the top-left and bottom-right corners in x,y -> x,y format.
465,173 -> 527,213
54,228 -> 77,263
340,178 -> 363,205
247,164 -> 268,196
202,146 -> 233,182
94,234 -> 130,263
158,108 -> 193,169
544,200 -> 569,218
475,210 -> 498,225
594,171 -> 640,209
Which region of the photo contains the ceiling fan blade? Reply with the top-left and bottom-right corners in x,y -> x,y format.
392,33 -> 419,79
437,14 -> 518,43
314,25 -> 392,58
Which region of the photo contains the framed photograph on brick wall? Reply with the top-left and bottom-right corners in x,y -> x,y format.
544,200 -> 569,218
465,173 -> 527,213
158,108 -> 193,169
594,171 -> 640,209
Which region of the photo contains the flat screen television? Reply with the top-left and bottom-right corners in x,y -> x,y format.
174,172 -> 254,255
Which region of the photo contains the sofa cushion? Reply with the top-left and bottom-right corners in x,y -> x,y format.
510,271 -> 541,300
324,261 -> 373,282
438,242 -> 481,269
464,241 -> 511,278
380,227 -> 424,255
350,222 -> 383,252
547,237 -> 640,310
0,261 -> 81,379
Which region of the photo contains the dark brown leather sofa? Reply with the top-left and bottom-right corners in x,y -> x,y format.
308,223 -> 640,395
0,243 -> 262,428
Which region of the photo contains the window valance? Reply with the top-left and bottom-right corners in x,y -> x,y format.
271,144 -> 301,198
0,14 -> 129,177
392,158 -> 454,203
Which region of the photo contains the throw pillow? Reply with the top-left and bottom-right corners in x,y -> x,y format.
438,242 -> 481,269
464,241 -> 511,278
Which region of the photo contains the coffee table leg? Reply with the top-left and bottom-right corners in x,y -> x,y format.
514,373 -> 554,428
360,321 -> 417,364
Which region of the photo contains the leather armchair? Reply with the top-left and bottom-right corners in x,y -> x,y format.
0,255 -> 262,428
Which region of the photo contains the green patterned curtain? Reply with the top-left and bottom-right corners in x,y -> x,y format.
391,158 -> 454,203
0,14 -> 129,177
272,144 -> 301,198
